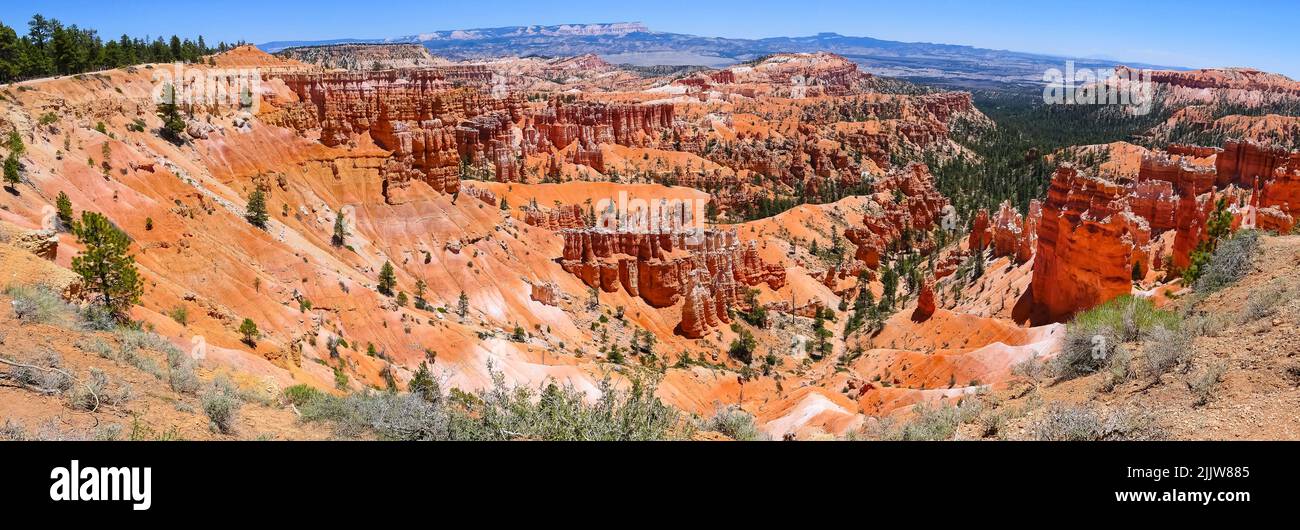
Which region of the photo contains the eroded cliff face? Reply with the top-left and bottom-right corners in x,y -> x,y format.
1025,139 -> 1300,322
845,163 -> 951,268
557,229 -> 785,338
1031,165 -> 1149,322
272,71 -> 678,202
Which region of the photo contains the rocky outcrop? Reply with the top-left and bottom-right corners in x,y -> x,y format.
7,227 -> 59,261
274,44 -> 449,71
846,163 -> 951,268
527,100 -> 674,150
912,281 -> 936,322
557,228 -> 784,338
968,209 -> 991,252
1258,152 -> 1300,215
278,71 -> 524,198
276,71 -> 677,197
1031,165 -> 1148,322
1217,140 -> 1290,188
990,202 -> 1027,262
520,203 -> 587,230
529,282 -> 562,306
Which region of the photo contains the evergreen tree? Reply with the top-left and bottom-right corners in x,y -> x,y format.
377,261 -> 396,296
1184,198 -> 1234,285
2,153 -> 18,190
456,291 -> 469,319
70,211 -> 142,320
880,266 -> 899,310
330,210 -> 347,247
156,83 -> 186,143
245,188 -> 268,229
6,129 -> 23,156
414,278 -> 428,309
238,318 -> 259,346
55,191 -> 73,230
408,361 -> 438,402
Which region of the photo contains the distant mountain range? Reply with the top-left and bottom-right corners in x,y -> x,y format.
258,22 -> 1182,88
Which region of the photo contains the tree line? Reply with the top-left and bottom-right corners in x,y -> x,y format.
0,14 -> 245,83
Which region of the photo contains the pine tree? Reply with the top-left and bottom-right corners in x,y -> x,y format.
55,191 -> 73,230
156,83 -> 186,143
2,153 -> 18,189
238,318 -> 259,346
71,211 -> 142,320
414,278 -> 428,309
245,188 -> 268,229
408,361 -> 438,402
456,290 -> 469,319
330,210 -> 347,247
377,261 -> 396,296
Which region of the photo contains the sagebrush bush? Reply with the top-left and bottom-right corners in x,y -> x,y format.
299,367 -> 685,441
5,285 -> 73,325
1241,280 -> 1290,322
166,348 -> 200,395
68,368 -> 132,410
1143,324 -> 1191,378
1193,230 -> 1258,293
10,351 -> 73,392
201,376 -> 242,434
78,304 -> 119,331
705,405 -> 767,441
1189,363 -> 1226,407
283,384 -> 323,407
871,399 -> 983,441
1055,296 -> 1180,379
1030,403 -> 1164,441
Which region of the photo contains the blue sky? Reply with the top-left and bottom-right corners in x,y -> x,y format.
3,0 -> 1297,77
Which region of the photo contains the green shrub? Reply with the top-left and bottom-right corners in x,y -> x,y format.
1055,296 -> 1180,379
283,384 -> 323,407
871,399 -> 983,441
5,285 -> 73,326
301,368 -> 684,441
1030,402 -> 1164,441
165,348 -> 200,395
705,405 -> 766,441
168,305 -> 189,326
1190,363 -> 1225,407
201,376 -> 242,434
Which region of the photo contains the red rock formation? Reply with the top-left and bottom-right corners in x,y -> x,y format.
981,201 -> 1037,264
276,72 -> 675,198
1018,200 -> 1041,263
1031,165 -> 1148,322
557,228 -> 784,337
529,282 -> 562,306
1127,178 -> 1178,231
277,71 -> 525,198
521,203 -> 587,230
912,281 -> 936,322
968,209 -> 991,251
1217,140 -> 1290,188
462,186 -> 498,207
1259,152 -> 1300,215
846,163 -> 951,269
528,99 -> 674,150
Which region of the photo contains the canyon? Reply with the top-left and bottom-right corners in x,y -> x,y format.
2,43 -> 1299,441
